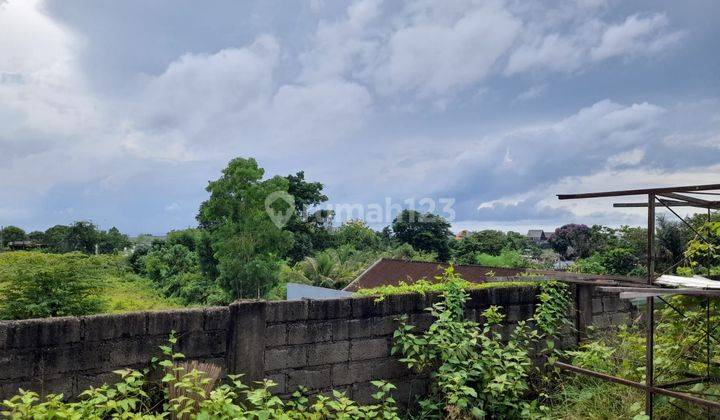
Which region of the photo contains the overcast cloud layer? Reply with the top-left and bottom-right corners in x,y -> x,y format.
1,0 -> 719,234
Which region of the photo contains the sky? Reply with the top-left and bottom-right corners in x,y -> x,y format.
1,0 -> 719,235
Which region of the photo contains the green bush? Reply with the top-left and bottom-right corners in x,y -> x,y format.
474,249 -> 530,269
1,333 -> 400,419
391,267 -> 570,418
0,252 -> 107,319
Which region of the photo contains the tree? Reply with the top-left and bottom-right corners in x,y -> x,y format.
452,230 -> 506,264
0,253 -> 104,319
283,171 -> 332,262
602,248 -> 638,275
656,215 -> 689,270
392,210 -> 451,261
549,224 -> 594,260
335,220 -> 381,251
27,231 -> 46,244
1,226 -> 26,247
44,225 -> 71,252
97,227 -> 131,254
197,157 -> 293,299
66,221 -> 100,254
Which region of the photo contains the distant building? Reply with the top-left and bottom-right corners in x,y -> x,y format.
527,229 -> 549,244
7,240 -> 42,250
286,283 -> 353,300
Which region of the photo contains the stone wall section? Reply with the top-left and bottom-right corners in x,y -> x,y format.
0,284 -> 634,402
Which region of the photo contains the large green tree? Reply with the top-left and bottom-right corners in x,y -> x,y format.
197,157 -> 293,299
392,210 -> 451,261
1,226 -> 26,247
283,171 -> 333,262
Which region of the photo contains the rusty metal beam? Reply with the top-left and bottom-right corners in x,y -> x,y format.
555,362 -> 720,411
557,183 -> 720,200
614,201 -> 697,208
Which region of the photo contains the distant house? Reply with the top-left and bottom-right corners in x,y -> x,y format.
527,229 -> 549,245
343,258 -> 526,292
7,240 -> 42,250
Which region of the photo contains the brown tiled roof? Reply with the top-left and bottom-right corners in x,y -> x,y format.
343,258 -> 525,292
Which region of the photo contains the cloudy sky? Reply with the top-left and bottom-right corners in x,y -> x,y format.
1,0 -> 719,235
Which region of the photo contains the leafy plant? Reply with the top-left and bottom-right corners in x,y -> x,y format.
391,267 -> 569,419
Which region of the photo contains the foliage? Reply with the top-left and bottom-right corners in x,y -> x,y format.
684,221 -> 720,273
451,230 -> 535,265
555,295 -> 720,419
549,224 -> 594,260
197,157 -> 293,299
0,252 -> 106,319
354,278 -> 539,298
391,267 -> 570,418
283,170 -> 334,262
1,334 -> 400,419
335,219 -> 381,251
392,210 -> 452,261
0,225 -> 26,247
383,243 -> 437,262
568,254 -> 607,275
474,250 -> 530,269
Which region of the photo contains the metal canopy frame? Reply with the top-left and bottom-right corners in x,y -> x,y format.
555,183 -> 720,418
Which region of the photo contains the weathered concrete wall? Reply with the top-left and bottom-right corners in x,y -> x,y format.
0,284 -> 633,402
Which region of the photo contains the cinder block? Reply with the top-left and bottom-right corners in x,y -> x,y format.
266,373 -> 286,394
265,324 -> 287,347
264,347 -> 306,371
203,307 -> 230,331
324,298 -> 352,319
350,338 -> 389,361
371,358 -> 409,380
351,296 -> 379,318
40,344 -> 91,374
266,301 -> 308,323
83,312 -> 147,341
331,360 -> 374,386
373,316 -> 400,336
10,318 -> 81,347
178,331 -> 227,358
592,298 -> 603,314
385,293 -> 418,315
0,323 -> 10,350
348,318 -> 374,339
307,341 -> 349,366
307,300 -> 329,320
331,319 -> 349,341
516,287 -> 539,304
506,304 -> 534,323
286,367 -> 331,391
288,322 -> 331,345
0,349 -> 38,379
409,313 -> 434,331
147,309 -> 205,336
602,297 -> 621,313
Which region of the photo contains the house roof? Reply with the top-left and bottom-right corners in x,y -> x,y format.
343,258 -> 526,292
527,229 -> 546,239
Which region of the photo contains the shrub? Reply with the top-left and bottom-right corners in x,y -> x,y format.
391,267 -> 569,418
0,252 -> 106,319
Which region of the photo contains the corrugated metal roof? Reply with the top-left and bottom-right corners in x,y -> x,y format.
343,258 -> 525,292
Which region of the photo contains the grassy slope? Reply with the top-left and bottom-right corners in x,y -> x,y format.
101,272 -> 183,313
0,251 -> 182,317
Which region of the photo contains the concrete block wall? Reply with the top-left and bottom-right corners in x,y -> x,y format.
0,284 -> 630,402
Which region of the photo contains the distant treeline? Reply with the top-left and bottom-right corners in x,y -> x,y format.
0,222 -> 131,254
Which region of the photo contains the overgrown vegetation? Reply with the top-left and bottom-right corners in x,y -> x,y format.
391,267 -> 571,418
0,252 -> 179,320
553,295 -> 720,419
1,333 -> 400,419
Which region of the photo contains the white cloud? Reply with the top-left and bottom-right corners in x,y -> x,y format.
505,10 -> 682,76
374,0 -> 520,96
591,13 -> 683,61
